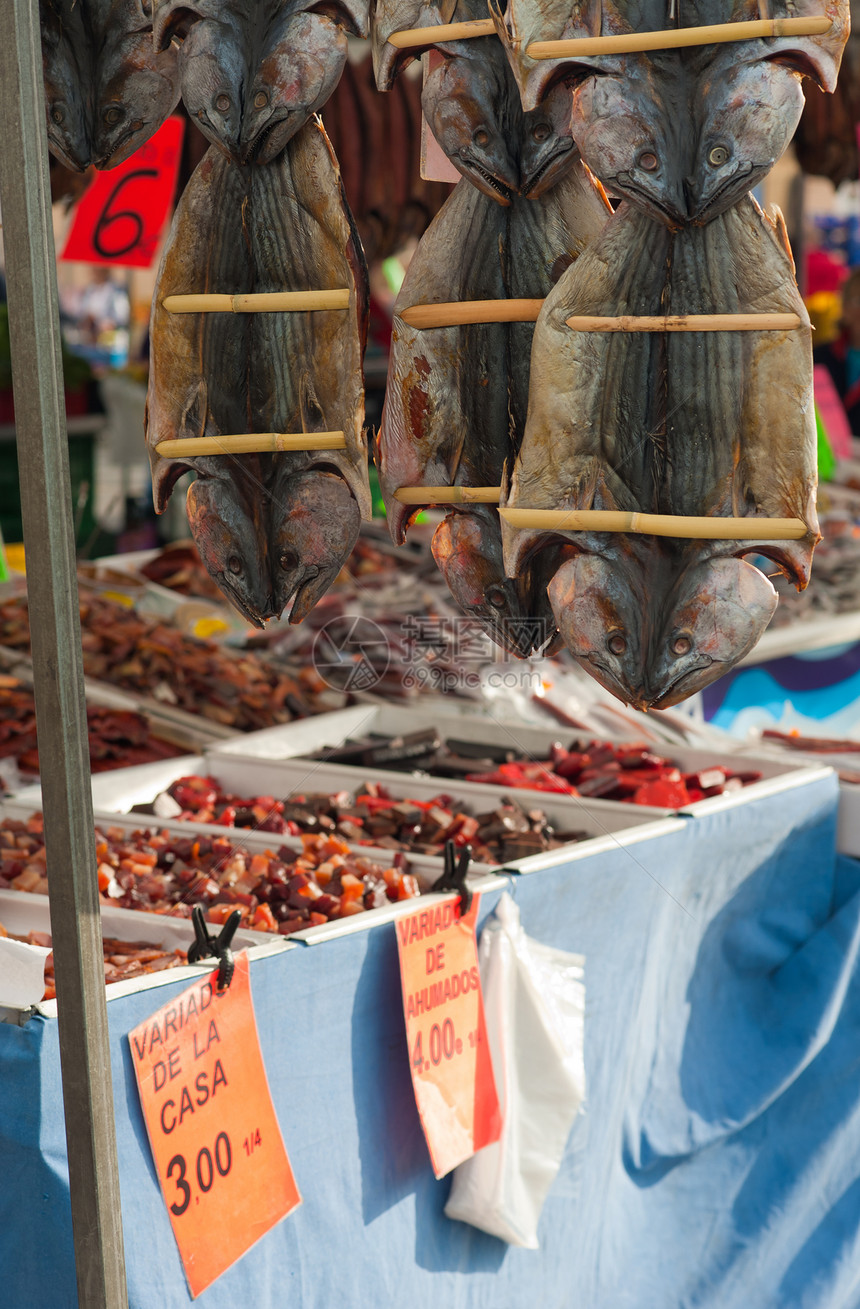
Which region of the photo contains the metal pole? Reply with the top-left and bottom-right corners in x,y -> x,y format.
0,3 -> 128,1306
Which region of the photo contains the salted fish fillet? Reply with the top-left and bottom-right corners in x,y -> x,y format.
503,197 -> 818,707
40,0 -> 181,171
146,119 -> 370,625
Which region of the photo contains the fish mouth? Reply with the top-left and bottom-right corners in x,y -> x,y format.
217,575 -> 272,629
244,112 -> 299,166
458,153 -> 516,204
520,141 -> 574,198
690,161 -> 763,223
577,655 -> 642,707
645,660 -> 714,710
612,175 -> 687,228
469,605 -> 537,658
92,120 -> 149,170
47,129 -> 90,173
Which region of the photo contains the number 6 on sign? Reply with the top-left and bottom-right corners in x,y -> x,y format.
128,953 -> 301,1298
61,117 -> 185,269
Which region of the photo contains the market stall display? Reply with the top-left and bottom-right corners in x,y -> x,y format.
6,0 -> 860,1304
0,675 -> 192,775
0,588 -> 343,728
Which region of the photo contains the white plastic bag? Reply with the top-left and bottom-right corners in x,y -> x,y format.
444,891 -> 586,1248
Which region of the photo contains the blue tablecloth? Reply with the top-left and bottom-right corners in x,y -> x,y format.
5,774 -> 860,1308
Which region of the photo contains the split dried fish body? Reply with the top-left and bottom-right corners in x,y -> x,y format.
378,163 -> 610,653
147,121 -> 370,626
504,198 -> 818,706
40,0 -> 181,171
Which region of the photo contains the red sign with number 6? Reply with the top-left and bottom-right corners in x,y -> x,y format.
61,117 -> 185,269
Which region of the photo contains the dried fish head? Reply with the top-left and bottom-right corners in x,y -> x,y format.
186,467 -> 276,628
270,468 -> 361,624
548,551 -> 648,707
421,48 -> 520,203
241,14 -> 348,165
40,0 -> 92,171
520,82 -> 578,198
644,555 -> 777,708
175,19 -> 246,161
688,55 -> 805,223
571,67 -> 689,227
431,510 -> 536,656
89,1 -> 182,167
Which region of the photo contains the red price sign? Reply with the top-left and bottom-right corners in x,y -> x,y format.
396,893 -> 501,1178
61,116 -> 185,269
128,953 -> 301,1298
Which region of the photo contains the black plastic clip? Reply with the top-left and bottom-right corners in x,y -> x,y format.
432,840 -> 473,915
187,906 -> 242,991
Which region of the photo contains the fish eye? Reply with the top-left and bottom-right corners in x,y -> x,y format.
50,106 -> 65,125
672,634 -> 692,656
254,92 -> 268,109
486,585 -> 508,610
280,550 -> 299,573
473,128 -> 490,147
216,94 -> 231,113
708,145 -> 729,166
608,632 -> 627,655
531,122 -> 551,143
227,556 -> 242,575
103,106 -> 123,126
638,151 -> 658,171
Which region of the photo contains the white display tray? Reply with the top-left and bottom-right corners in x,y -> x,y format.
0,887 -> 291,1018
20,752 -> 690,874
207,704 -> 833,819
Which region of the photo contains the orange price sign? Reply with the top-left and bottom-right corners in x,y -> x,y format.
396,893 -> 501,1177
128,953 -> 300,1298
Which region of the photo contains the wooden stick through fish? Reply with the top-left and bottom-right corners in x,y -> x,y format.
527,16 -> 830,57
565,312 -> 802,332
388,17 -> 495,47
499,508 -> 809,540
155,433 -> 347,458
162,290 -> 351,314
400,300 -> 544,328
395,485 -> 502,504
398,304 -> 801,331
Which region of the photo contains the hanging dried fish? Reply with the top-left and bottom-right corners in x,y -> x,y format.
377,157 -> 610,654
502,197 -> 818,706
147,120 -> 370,626
153,0 -> 368,164
40,0 -> 181,171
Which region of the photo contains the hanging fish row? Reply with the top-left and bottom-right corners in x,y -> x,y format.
374,0 -> 850,709
38,2 -> 377,627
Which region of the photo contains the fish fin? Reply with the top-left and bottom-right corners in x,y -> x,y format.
299,372 -> 328,434
152,3 -> 205,50
768,205 -> 796,274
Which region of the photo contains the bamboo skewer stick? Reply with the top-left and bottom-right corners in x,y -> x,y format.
162,289 -> 350,314
397,303 -> 802,330
400,299 -> 544,328
388,17 -> 495,47
499,508 -> 809,540
395,485 -> 502,504
156,432 -> 347,458
565,312 -> 802,332
526,15 -> 830,58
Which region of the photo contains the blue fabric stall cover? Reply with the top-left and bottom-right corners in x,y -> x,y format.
4,775 -> 860,1307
